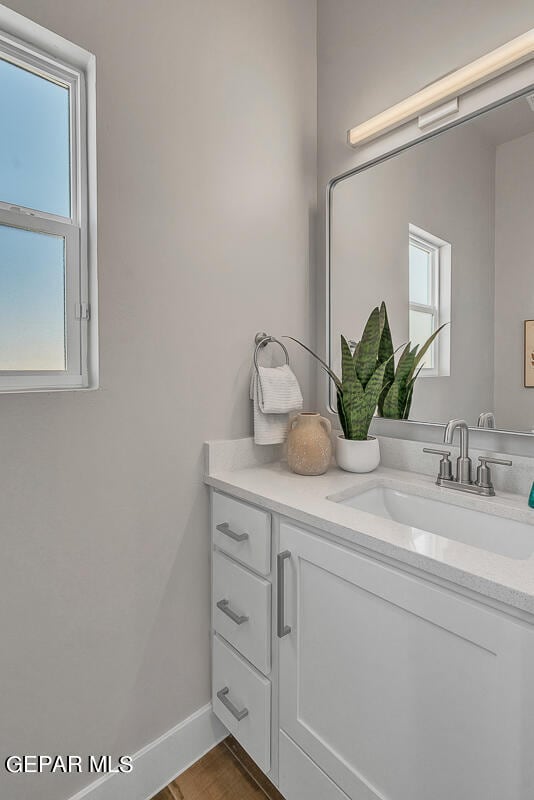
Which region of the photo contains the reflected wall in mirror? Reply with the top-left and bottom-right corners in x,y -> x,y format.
330,91 -> 534,435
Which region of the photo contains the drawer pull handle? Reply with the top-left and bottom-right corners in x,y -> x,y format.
217,687 -> 249,721
277,550 -> 291,638
216,522 -> 249,542
216,599 -> 249,625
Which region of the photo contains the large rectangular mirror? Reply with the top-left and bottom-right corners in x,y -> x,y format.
329,90 -> 534,436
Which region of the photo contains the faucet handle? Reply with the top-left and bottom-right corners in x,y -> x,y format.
423,448 -> 453,481
478,456 -> 512,467
476,456 -> 512,491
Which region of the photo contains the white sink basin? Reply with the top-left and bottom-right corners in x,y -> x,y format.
337,483 -> 534,560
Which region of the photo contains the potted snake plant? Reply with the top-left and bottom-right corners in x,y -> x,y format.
287,302 -> 447,473
287,305 -> 392,472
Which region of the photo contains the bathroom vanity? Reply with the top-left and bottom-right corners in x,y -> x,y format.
206,44 -> 534,800
206,438 -> 534,800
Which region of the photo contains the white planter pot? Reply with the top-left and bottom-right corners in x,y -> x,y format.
335,435 -> 380,473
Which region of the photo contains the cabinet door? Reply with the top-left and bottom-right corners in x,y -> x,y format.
279,730 -> 350,800
278,521 -> 534,800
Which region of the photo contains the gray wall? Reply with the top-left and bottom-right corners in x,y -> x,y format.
494,131 -> 534,432
317,0 -> 534,423
0,2 -> 316,799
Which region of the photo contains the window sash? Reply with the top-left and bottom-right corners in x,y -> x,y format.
0,27 -> 89,391
0,207 -> 82,383
0,37 -> 81,225
409,233 -> 440,372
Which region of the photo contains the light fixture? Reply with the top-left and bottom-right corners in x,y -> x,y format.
347,28 -> 534,147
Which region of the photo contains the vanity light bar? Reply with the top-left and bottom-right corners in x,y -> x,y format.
347,28 -> 534,147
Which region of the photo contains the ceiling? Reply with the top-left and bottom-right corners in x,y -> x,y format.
472,92 -> 534,146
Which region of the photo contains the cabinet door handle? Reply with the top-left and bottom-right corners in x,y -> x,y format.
216,599 -> 249,625
216,522 -> 249,542
216,687 -> 249,721
277,550 -> 291,638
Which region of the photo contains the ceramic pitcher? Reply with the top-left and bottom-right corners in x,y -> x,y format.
287,412 -> 332,476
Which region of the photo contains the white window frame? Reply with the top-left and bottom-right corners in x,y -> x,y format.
0,6 -> 97,392
408,223 -> 451,377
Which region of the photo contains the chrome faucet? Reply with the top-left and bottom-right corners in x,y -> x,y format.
423,418 -> 512,496
477,411 -> 496,429
444,419 -> 472,484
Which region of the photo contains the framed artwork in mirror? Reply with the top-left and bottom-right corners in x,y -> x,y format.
524,321 -> 534,388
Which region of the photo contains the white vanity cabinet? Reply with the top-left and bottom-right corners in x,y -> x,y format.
210,489 -> 534,800
277,521 -> 534,800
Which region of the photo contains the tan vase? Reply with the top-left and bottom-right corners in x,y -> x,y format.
287,412 -> 332,476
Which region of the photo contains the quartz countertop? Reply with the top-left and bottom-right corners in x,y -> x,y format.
205,440 -> 534,616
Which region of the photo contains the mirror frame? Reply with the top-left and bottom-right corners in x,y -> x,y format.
326,58 -> 534,456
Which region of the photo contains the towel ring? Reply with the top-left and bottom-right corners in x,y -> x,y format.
254,332 -> 290,371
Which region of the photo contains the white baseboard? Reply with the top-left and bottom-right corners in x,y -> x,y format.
68,704 -> 228,800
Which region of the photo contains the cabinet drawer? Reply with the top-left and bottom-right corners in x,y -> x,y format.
212,634 -> 271,773
213,550 -> 271,674
279,731 -> 349,800
212,492 -> 271,576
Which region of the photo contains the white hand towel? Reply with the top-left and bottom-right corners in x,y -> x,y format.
250,364 -> 303,445
256,364 -> 303,414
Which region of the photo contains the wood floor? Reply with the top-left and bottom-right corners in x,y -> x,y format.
152,737 -> 284,800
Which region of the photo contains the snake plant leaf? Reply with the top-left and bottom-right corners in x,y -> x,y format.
346,376 -> 368,440
345,360 -> 389,440
393,343 -> 417,387
336,388 -> 350,439
364,360 -> 388,417
354,306 -> 381,388
341,388 -> 352,437
377,380 -> 392,416
341,334 -> 367,439
284,336 -> 342,391
402,382 -> 415,419
381,376 -> 405,419
411,363 -> 425,384
378,302 -> 394,375
341,335 -> 356,387
402,364 -> 425,418
351,414 -> 371,440
377,302 -> 394,415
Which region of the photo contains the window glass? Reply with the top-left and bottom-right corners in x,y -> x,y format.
0,58 -> 70,217
409,309 -> 434,369
0,224 -> 66,371
409,242 -> 431,305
